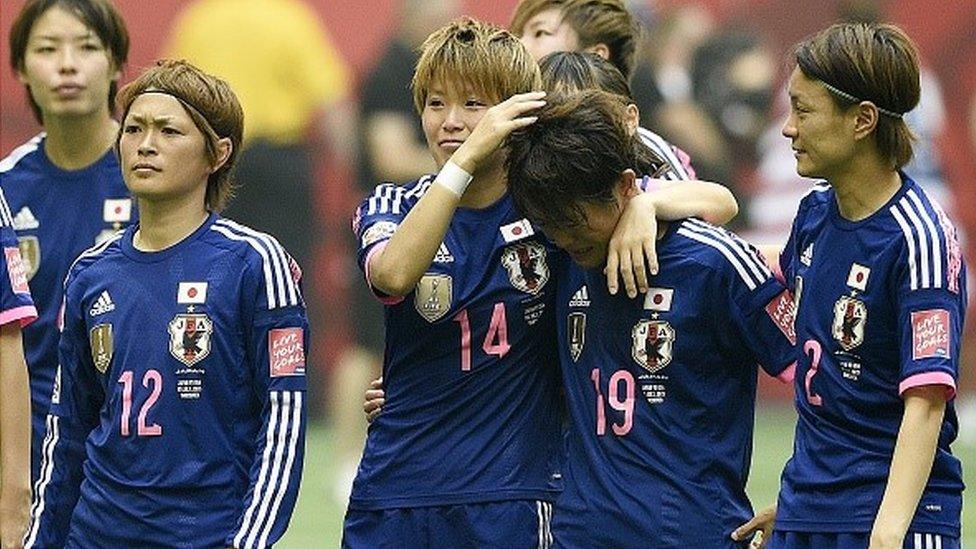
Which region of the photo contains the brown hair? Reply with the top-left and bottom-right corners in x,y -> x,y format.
539,50 -> 632,98
412,18 -> 541,114
794,22 -> 920,169
116,59 -> 244,212
507,89 -> 662,227
510,0 -> 639,79
9,0 -> 129,124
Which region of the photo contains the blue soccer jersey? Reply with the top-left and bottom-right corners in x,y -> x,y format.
24,214 -> 307,549
0,134 -> 135,481
347,176 -> 563,511
774,175 -> 966,536
1,187 -> 37,327
553,218 -> 796,547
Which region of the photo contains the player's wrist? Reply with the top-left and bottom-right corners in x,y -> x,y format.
434,160 -> 473,197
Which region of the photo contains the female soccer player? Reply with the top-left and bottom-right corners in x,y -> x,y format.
346,18 -> 737,547
749,23 -> 966,549
25,60 -> 308,549
1,0 -> 133,485
1,188 -> 37,549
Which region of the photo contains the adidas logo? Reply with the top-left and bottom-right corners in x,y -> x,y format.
89,290 -> 115,316
13,207 -> 39,230
433,242 -> 454,263
800,243 -> 814,266
569,285 -> 590,307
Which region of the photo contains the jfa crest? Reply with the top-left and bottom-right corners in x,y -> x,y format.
832,295 -> 867,351
16,236 -> 40,281
414,274 -> 452,322
168,313 -> 214,366
501,241 -> 549,295
632,319 -> 674,373
89,323 -> 114,374
568,312 -> 586,362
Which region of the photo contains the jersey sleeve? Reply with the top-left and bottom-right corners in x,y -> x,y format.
891,205 -> 967,400
351,180 -> 425,304
228,250 -> 308,549
1,190 -> 37,327
24,278 -> 103,548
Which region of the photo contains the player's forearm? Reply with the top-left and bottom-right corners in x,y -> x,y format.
646,180 -> 738,225
369,182 -> 461,296
870,386 -> 946,546
0,327 -> 32,548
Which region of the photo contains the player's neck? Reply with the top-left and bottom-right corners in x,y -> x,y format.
133,195 -> 209,252
829,152 -> 902,222
459,162 -> 507,209
43,112 -> 118,171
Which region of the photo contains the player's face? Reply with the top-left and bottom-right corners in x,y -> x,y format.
17,6 -> 118,122
119,93 -> 214,204
421,83 -> 494,168
518,7 -> 581,61
782,67 -> 857,180
542,200 -> 620,269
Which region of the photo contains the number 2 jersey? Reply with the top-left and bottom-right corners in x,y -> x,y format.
775,174 -> 966,536
554,218 -> 796,547
26,213 -> 308,549
349,176 -> 563,510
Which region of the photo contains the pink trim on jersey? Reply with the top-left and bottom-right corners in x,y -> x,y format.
899,372 -> 956,401
364,241 -> 404,306
0,305 -> 38,327
776,362 -> 796,383
673,146 -> 697,179
771,256 -> 786,285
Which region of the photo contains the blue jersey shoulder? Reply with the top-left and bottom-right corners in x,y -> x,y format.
672,218 -> 773,291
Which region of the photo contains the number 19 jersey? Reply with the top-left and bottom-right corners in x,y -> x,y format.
349,177 -> 562,510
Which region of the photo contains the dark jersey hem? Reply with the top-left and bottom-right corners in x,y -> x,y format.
348,488 -> 561,510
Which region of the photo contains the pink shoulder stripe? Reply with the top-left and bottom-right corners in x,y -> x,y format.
776,362 -> 796,384
364,241 -> 404,306
899,372 -> 956,401
0,305 -> 38,327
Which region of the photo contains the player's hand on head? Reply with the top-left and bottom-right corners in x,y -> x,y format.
452,91 -> 546,173
364,377 -> 385,423
731,503 -> 776,548
606,192 -> 659,298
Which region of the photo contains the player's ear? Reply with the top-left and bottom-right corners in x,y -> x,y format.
852,101 -> 879,142
624,104 -> 640,137
616,169 -> 639,199
211,137 -> 233,173
584,43 -> 610,61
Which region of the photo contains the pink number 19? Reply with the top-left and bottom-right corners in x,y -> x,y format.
591,368 -> 635,436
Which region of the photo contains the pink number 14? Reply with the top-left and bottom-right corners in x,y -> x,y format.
454,303 -> 511,371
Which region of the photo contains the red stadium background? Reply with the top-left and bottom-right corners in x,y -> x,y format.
2,0 -> 973,408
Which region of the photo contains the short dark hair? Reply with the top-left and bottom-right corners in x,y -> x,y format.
793,22 -> 920,169
538,51 -> 632,98
9,0 -> 129,124
507,90 -> 662,227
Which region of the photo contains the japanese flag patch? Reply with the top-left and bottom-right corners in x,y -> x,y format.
270,328 -> 306,377
911,309 -> 950,360
500,219 -> 534,242
4,247 -> 30,294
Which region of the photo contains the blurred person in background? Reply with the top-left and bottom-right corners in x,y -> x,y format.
1,0 -> 134,494
331,0 -> 459,504
1,188 -> 37,549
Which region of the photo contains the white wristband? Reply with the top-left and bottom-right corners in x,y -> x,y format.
433,160 -> 473,197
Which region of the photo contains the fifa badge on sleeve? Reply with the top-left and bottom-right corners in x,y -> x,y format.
90,323 -> 114,374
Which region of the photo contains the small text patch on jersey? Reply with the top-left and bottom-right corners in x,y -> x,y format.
4,246 -> 30,294
414,274 -> 452,322
569,313 -> 586,362
501,242 -> 549,295
177,282 -> 208,304
269,328 -> 306,377
168,313 -> 214,366
832,295 -> 867,351
361,221 -> 398,249
846,263 -> 871,291
765,289 -> 797,345
500,218 -> 534,242
102,198 -> 132,223
16,236 -> 40,280
89,324 -> 113,374
632,319 -> 674,372
911,309 -> 951,360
